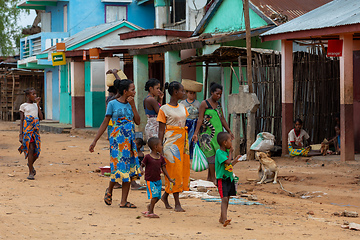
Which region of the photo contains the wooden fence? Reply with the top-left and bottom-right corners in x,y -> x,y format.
239,48 -> 339,152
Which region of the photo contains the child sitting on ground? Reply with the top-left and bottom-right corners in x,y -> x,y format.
215,132 -> 241,227
327,125 -> 341,154
141,137 -> 174,218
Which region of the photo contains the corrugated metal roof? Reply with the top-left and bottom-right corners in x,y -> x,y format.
251,0 -> 332,24
43,20 -> 142,53
262,0 -> 360,36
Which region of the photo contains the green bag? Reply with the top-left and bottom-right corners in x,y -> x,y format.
192,143 -> 209,172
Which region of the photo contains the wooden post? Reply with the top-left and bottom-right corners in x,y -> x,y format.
5,71 -> 8,120
243,0 -> 253,93
228,64 -> 233,124
243,0 -> 255,160
11,71 -> 15,122
233,113 -> 241,156
204,63 -> 209,100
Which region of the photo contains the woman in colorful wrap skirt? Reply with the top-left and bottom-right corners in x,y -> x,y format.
288,119 -> 322,157
19,88 -> 43,180
157,81 -> 190,212
192,82 -> 234,184
89,79 -> 142,208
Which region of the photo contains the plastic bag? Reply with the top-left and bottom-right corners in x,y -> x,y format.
192,143 -> 209,172
250,132 -> 275,151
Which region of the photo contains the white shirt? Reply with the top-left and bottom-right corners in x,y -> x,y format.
288,129 -> 310,147
19,103 -> 39,117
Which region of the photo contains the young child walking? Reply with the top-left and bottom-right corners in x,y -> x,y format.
141,137 -> 174,218
215,132 -> 241,227
19,88 -> 43,180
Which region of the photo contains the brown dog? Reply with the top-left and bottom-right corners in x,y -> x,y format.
256,152 -> 278,184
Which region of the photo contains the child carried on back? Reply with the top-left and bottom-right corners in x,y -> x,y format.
141,137 -> 174,218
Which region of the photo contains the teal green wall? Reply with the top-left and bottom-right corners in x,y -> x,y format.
204,0 -> 268,34
196,62 -> 204,101
85,91 -> 105,128
85,61 -> 105,128
223,37 -> 281,51
59,64 -> 72,124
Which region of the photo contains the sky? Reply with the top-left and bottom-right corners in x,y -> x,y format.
19,9 -> 37,28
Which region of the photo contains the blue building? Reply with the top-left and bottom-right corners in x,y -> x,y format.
17,0 -> 155,127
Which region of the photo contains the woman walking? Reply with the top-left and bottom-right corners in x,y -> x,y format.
192,82 -> 234,184
157,81 -> 190,212
143,78 -> 163,140
89,79 -> 141,208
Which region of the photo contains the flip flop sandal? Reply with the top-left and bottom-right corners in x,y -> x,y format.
104,188 -> 112,205
32,167 -> 36,176
119,202 -> 137,208
223,219 -> 231,227
141,211 -> 149,215
132,186 -> 146,190
27,174 -> 35,180
145,213 -> 159,218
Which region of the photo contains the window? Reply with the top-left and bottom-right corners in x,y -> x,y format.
106,5 -> 127,23
64,5 -> 68,32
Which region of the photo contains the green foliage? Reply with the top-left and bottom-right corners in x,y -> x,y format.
0,0 -> 28,56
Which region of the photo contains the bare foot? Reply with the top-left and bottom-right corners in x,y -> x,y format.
161,195 -> 173,209
174,205 -> 185,212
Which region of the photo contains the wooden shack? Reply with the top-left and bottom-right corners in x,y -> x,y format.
0,62 -> 44,121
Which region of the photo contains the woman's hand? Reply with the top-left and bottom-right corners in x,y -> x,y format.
127,96 -> 135,106
158,90 -> 164,100
89,141 -> 96,153
35,97 -> 41,105
192,134 -> 198,142
229,132 -> 235,140
19,134 -> 23,143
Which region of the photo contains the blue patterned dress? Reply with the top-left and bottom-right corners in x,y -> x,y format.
106,100 -> 141,183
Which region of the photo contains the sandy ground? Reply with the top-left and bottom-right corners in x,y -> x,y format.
1,121 -> 360,240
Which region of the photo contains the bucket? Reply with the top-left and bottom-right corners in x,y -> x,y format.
99,166 -> 111,175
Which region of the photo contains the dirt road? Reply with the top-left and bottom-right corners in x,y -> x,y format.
1,121 -> 359,239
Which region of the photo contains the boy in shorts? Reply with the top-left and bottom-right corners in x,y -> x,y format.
215,132 -> 241,227
141,137 -> 174,218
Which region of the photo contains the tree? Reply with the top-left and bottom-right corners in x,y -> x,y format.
0,0 -> 28,56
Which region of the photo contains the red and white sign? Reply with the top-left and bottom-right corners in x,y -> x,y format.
327,40 -> 343,57
83,50 -> 86,60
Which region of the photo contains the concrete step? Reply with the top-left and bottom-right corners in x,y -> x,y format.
40,122 -> 72,134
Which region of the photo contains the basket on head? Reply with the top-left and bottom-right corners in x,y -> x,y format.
181,79 -> 203,92
106,69 -> 128,87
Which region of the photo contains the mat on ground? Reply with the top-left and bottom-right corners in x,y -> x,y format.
201,197 -> 263,205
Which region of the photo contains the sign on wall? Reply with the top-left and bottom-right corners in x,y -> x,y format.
56,43 -> 66,52
51,52 -> 66,66
327,40 -> 343,57
89,48 -> 99,59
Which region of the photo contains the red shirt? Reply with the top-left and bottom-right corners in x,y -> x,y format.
142,154 -> 166,182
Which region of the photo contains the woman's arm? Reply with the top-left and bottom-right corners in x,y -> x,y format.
36,97 -> 44,120
19,111 -> 24,143
158,122 -> 166,143
128,96 -> 140,125
291,142 -> 303,149
146,97 -> 160,114
219,107 -> 234,139
192,101 -> 206,142
89,116 -> 111,152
